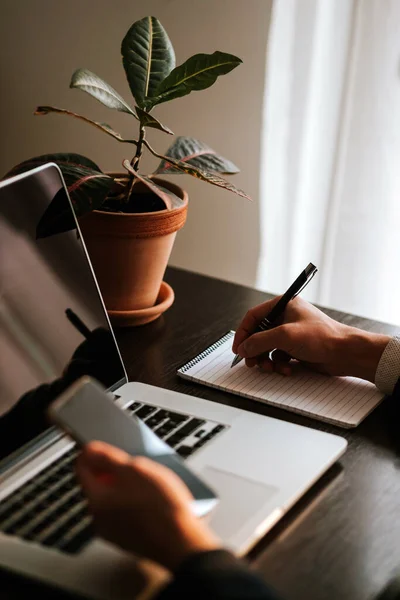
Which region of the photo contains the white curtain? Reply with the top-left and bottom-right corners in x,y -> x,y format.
257,0 -> 400,326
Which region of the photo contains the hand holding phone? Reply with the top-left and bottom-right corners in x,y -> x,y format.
76,440 -> 221,571
47,377 -> 218,517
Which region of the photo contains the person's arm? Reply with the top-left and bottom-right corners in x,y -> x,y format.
76,442 -> 282,600
232,296 -> 396,388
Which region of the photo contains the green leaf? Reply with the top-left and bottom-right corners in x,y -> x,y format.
155,136 -> 239,174
35,106 -> 137,144
58,164 -> 114,216
3,154 -> 114,237
148,51 -> 242,107
3,153 -> 102,179
121,16 -> 175,109
70,68 -> 137,117
36,165 -> 114,238
135,106 -> 173,135
144,142 -> 251,200
146,180 -> 185,209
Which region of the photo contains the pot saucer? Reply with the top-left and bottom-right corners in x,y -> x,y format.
108,281 -> 174,327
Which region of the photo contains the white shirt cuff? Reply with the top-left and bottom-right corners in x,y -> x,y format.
375,335 -> 400,395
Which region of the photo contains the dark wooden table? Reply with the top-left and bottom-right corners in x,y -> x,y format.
3,267 -> 400,600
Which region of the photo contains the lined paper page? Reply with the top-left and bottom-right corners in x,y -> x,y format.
178,331 -> 384,428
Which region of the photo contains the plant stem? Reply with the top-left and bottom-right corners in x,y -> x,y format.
131,125 -> 146,171
125,125 -> 146,204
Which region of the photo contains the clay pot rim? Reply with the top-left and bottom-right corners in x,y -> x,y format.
79,174 -> 188,238
95,173 -> 188,218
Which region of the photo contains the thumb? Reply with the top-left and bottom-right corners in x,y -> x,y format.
232,296 -> 282,353
237,324 -> 294,359
78,441 -> 125,471
76,442 -> 130,496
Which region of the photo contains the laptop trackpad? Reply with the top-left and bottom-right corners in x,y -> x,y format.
201,466 -> 279,540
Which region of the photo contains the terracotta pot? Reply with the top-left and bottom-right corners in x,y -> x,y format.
79,177 -> 188,317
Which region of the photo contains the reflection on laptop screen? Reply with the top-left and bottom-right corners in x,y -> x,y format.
0,165 -> 126,464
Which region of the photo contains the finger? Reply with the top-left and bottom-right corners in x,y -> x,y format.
76,458 -> 115,507
232,296 -> 282,353
257,356 -> 273,373
270,349 -> 292,363
130,456 -> 194,504
237,324 -> 294,359
245,357 -> 258,368
249,351 -> 272,372
273,361 -> 292,376
78,441 -> 130,475
76,442 -> 131,496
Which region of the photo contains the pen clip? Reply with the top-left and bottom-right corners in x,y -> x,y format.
292,268 -> 317,299
259,318 -> 273,331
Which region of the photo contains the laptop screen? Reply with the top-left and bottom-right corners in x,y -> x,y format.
0,165 -> 126,464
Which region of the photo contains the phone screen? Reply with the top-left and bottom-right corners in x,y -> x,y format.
50,377 -> 173,459
48,378 -> 218,517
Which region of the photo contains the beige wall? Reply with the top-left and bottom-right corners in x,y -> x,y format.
0,0 -> 271,287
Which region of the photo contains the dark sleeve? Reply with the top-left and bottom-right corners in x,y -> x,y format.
391,378 -> 400,401
156,550 -> 282,600
0,328 -> 120,458
0,379 -> 69,458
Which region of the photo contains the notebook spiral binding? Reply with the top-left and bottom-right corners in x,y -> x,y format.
179,331 -> 235,373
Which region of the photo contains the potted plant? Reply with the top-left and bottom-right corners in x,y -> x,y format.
5,16 -> 251,326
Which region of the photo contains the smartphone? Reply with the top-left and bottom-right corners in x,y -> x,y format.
47,376 -> 218,517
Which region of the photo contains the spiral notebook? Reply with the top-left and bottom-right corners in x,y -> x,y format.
177,331 -> 384,428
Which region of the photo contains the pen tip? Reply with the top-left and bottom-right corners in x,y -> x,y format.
231,355 -> 241,368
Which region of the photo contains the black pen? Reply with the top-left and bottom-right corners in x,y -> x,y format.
65,308 -> 92,340
231,263 -> 318,368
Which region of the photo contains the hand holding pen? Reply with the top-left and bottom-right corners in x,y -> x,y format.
231,263 -> 318,368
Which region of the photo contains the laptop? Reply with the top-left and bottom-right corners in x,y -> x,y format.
0,164 -> 347,599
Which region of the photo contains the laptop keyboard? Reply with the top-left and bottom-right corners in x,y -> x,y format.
0,401 -> 226,554
127,401 -> 226,459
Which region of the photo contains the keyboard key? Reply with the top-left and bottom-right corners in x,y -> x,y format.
154,421 -> 180,439
164,412 -> 187,425
33,500 -> 87,544
40,509 -> 88,547
164,435 -> 182,448
152,409 -> 169,421
201,425 -> 226,443
57,517 -> 94,553
135,405 -> 157,420
145,411 -> 168,429
165,419 -> 204,448
193,438 -> 208,450
213,425 -> 226,434
0,504 -> 19,524
176,446 -> 194,459
0,497 -> 26,522
170,418 -> 205,440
